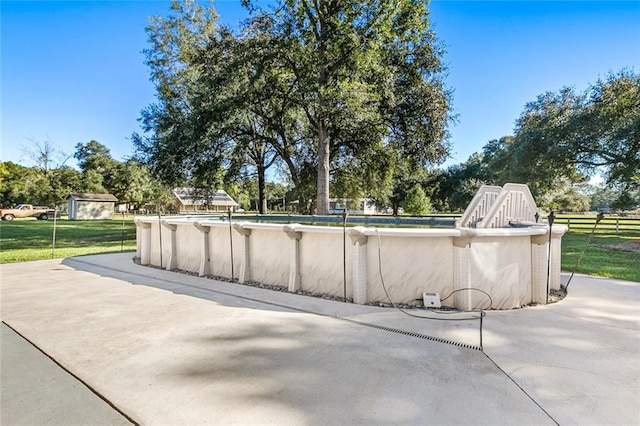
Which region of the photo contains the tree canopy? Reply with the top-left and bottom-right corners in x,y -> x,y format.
432,69 -> 640,212
1,140 -> 166,210
510,69 -> 639,190
134,0 -> 454,214
133,2 -> 637,215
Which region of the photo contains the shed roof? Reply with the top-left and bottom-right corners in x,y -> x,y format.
67,193 -> 118,202
173,188 -> 238,207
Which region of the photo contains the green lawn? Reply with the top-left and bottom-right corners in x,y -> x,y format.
0,216 -> 137,263
561,230 -> 640,283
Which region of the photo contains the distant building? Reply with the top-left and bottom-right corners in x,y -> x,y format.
172,188 -> 239,213
329,198 -> 377,215
67,193 -> 118,220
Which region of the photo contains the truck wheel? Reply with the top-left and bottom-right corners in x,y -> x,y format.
39,213 -> 49,220
2,214 -> 15,221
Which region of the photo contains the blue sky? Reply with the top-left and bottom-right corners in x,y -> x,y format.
2,1 -> 639,172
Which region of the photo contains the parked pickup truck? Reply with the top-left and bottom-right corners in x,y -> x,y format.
0,204 -> 57,221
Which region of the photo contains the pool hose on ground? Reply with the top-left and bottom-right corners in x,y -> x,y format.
564,212 -> 604,292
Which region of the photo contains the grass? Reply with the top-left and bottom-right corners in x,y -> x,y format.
0,216 -> 137,263
561,230 -> 640,283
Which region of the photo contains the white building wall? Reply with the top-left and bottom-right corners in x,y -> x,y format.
68,200 -> 76,220
70,201 -> 115,220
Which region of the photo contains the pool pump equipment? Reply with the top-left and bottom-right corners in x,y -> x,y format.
423,292 -> 441,308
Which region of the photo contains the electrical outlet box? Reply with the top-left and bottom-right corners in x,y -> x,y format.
423,292 -> 441,308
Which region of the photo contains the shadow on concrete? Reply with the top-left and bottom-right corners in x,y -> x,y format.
61,254 -> 486,350
47,254 -> 640,425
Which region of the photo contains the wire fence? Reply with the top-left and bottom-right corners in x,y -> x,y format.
554,215 -> 640,234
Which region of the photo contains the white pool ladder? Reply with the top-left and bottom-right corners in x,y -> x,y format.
457,183 -> 539,228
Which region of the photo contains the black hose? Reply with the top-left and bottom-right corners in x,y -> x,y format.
373,228 -> 487,351
565,212 -> 604,291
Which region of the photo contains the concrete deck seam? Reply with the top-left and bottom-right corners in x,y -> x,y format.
339,317 -> 482,351
1,320 -> 139,426
482,351 -> 560,425
66,257 -> 483,351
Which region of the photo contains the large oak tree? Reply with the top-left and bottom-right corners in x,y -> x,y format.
255,0 -> 452,214
135,0 -> 453,214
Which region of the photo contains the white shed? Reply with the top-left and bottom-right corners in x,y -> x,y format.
172,188 -> 238,213
67,193 -> 118,220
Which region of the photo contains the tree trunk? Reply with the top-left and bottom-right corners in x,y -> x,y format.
316,119 -> 331,215
315,13 -> 330,216
258,164 -> 267,214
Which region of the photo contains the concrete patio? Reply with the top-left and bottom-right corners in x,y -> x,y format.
1,253 -> 638,425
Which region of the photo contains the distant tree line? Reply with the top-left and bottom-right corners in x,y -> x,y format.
4,67 -> 637,214
132,0 -> 638,215
1,119 -> 637,214
433,69 -> 639,212
5,0 -> 638,216
0,138 -> 292,213
0,140 -> 170,211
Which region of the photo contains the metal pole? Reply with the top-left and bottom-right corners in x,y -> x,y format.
545,211 -> 555,304
342,209 -> 349,302
157,203 -> 163,268
120,211 -> 126,252
228,209 -> 235,282
479,314 -> 484,351
51,206 -> 58,259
